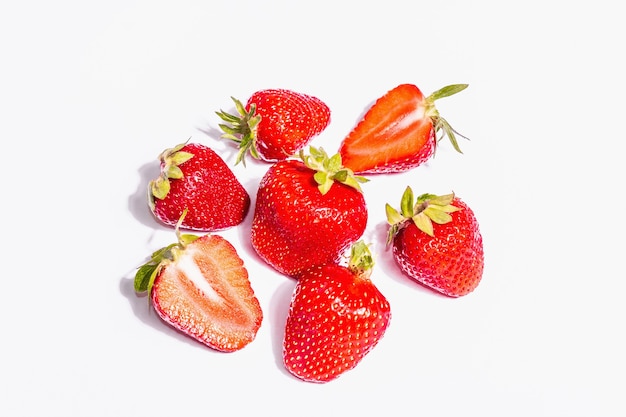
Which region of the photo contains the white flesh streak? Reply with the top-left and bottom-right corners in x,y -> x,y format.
178,251 -> 222,303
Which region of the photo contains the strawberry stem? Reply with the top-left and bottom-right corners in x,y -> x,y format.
216,97 -> 262,166
424,84 -> 470,154
149,140 -> 194,202
134,209 -> 199,295
348,240 -> 375,279
300,146 -> 369,195
386,187 -> 461,241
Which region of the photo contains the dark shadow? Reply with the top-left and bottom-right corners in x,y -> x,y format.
128,160 -> 172,231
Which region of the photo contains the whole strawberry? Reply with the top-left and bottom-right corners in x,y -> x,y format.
283,241 -> 391,383
250,146 -> 368,277
134,213 -> 263,352
339,83 -> 468,174
149,141 -> 250,231
386,187 -> 484,297
216,89 -> 331,164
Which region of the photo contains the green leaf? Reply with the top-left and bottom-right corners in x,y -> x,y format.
348,240 -> 375,277
151,243 -> 177,261
440,204 -> 462,213
416,193 -> 437,203
400,186 -> 415,218
314,171 -> 328,186
309,146 -> 324,160
218,123 -> 239,136
248,115 -> 261,130
134,263 -> 158,293
428,84 -> 468,101
150,177 -> 170,200
327,153 -> 342,172
423,206 -> 453,224
437,118 -> 463,153
386,224 -> 399,246
341,175 -> 363,191
333,169 -> 348,183
300,146 -> 365,194
170,151 -> 194,166
166,165 -> 183,180
233,97 -> 247,116
215,110 -> 240,124
385,203 -> 404,225
428,193 -> 455,206
315,172 -> 333,195
179,233 -> 200,246
412,212 -> 434,237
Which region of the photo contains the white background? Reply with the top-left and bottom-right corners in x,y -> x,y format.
2,1 -> 624,416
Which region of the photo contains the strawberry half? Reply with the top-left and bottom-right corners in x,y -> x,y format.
250,146 -> 368,277
338,83 -> 468,174
149,141 -> 250,231
216,89 -> 331,165
386,187 -> 484,297
283,241 -> 391,383
134,213 -> 263,352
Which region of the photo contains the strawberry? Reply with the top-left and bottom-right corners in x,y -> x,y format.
338,83 -> 468,174
283,241 -> 391,383
149,141 -> 250,231
134,213 -> 263,352
386,187 -> 484,297
216,89 -> 331,165
250,146 -> 368,277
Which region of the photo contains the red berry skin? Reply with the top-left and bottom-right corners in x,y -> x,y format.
392,198 -> 484,297
247,89 -> 331,161
150,143 -> 250,231
250,159 -> 368,277
283,264 -> 391,383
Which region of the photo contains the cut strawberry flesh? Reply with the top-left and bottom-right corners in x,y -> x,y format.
340,83 -> 435,174
151,235 -> 263,352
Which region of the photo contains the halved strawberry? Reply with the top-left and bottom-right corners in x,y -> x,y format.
134,213 -> 263,352
283,241 -> 391,383
216,89 -> 331,165
338,83 -> 468,174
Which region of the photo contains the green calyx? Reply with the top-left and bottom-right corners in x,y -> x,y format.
215,97 -> 262,166
149,141 -> 194,207
134,209 -> 199,295
347,240 -> 375,280
299,146 -> 369,195
385,186 -> 461,243
424,83 -> 469,154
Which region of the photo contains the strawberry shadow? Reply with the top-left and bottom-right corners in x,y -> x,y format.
195,124 -> 236,159
371,221 -> 452,299
268,278 -> 297,377
128,160 -> 172,230
370,221 -> 407,286
371,221 -> 443,297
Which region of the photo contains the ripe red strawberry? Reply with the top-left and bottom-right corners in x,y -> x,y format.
338,83 -> 468,174
386,187 -> 484,297
149,141 -> 250,231
283,241 -> 391,383
250,146 -> 368,277
134,214 -> 263,352
216,89 -> 331,164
